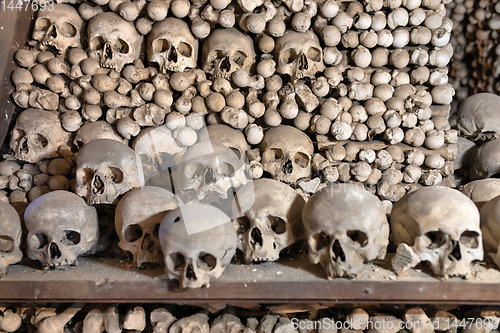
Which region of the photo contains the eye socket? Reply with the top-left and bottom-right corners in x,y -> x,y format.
306,47 -> 321,62
234,216 -> 250,235
294,152 -> 310,168
124,224 -> 143,242
60,22 -> 77,37
269,216 -> 287,234
233,51 -> 247,67
153,224 -> 160,239
217,162 -> 235,177
169,252 -> 185,271
118,39 -> 130,54
178,42 -> 192,57
347,230 -> 368,247
64,230 -> 81,246
198,252 -> 217,271
30,233 -> 49,250
281,48 -> 298,64
0,236 -> 14,253
265,148 -> 284,162
78,168 -> 94,185
311,232 -> 331,252
35,18 -> 51,31
185,163 -> 204,179
424,230 -> 447,249
460,231 -> 480,249
12,129 -> 25,141
109,167 -> 123,183
89,36 -> 105,51
230,148 -> 242,160
153,39 -> 170,53
32,134 -> 48,148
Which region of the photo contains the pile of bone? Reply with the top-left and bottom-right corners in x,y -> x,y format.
1,304 -> 500,333
7,0 -> 458,207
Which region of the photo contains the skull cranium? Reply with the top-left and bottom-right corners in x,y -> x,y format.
0,201 -> 22,277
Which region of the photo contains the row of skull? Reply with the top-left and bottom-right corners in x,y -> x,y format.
34,4 -> 324,79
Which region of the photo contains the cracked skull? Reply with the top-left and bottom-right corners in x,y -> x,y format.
88,12 -> 143,71
148,18 -> 198,73
159,203 -> 237,289
116,186 -> 181,267
391,186 -> 483,278
0,201 -> 22,277
303,183 -> 389,279
32,4 -> 83,55
10,108 -> 71,164
260,125 -> 314,184
233,178 -> 305,262
25,190 -> 99,269
76,139 -> 145,205
202,28 -> 256,79
275,30 -> 325,81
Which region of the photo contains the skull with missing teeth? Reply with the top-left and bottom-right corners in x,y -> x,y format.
148,18 -> 198,73
88,12 -> 143,71
32,4 -> 83,55
25,191 -> 99,269
391,186 -> 483,278
75,139 -> 145,205
202,28 -> 256,79
275,30 -> 325,81
303,183 -> 390,279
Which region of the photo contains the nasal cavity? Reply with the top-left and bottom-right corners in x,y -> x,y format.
282,160 -> 293,174
250,228 -> 263,247
186,263 -> 196,280
298,53 -> 308,70
332,239 -> 345,262
220,56 -> 231,71
92,175 -> 105,194
168,46 -> 178,62
50,242 -> 61,259
104,44 -> 113,59
47,25 -> 57,38
204,168 -> 216,184
449,240 -> 461,261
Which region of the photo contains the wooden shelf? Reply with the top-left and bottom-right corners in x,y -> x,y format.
1,255 -> 500,304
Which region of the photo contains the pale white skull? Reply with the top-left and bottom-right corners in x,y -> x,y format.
25,190 -> 99,269
10,108 -> 71,163
233,178 -> 305,262
457,93 -> 500,141
74,121 -> 128,150
115,186 -> 181,267
159,203 -> 237,289
148,18 -> 198,73
199,124 -> 250,162
0,201 -> 22,277
260,125 -> 314,184
470,140 -> 500,180
391,186 -> 483,278
75,139 -> 145,205
275,30 -> 325,82
480,196 -> 500,268
202,28 -> 256,79
88,12 -> 143,71
303,183 -> 389,279
460,179 -> 500,210
32,4 -> 83,55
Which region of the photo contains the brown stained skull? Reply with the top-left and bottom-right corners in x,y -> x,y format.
202,28 -> 256,79
0,201 -> 22,277
115,186 -> 181,267
148,18 -> 198,73
260,125 -> 314,185
303,183 -> 389,279
10,109 -> 71,164
88,12 -> 143,71
25,191 -> 99,269
32,4 -> 84,55
75,139 -> 145,205
233,179 -> 305,262
159,204 -> 237,289
275,30 -> 325,82
391,186 -> 483,278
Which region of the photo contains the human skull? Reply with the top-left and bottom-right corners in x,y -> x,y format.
32,4 -> 84,55
10,108 -> 71,163
0,201 -> 22,277
199,124 -> 250,162
25,190 -> 99,269
116,186 -> 181,267
260,125 -> 314,184
275,30 -> 325,82
148,18 -> 198,73
74,121 -> 128,150
159,203 -> 237,289
202,28 -> 256,79
460,179 -> 500,210
457,93 -> 500,141
75,139 -> 145,205
469,140 -> 500,180
480,196 -> 500,268
391,186 -> 483,278
303,183 -> 389,279
88,12 -> 143,71
233,179 -> 305,262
